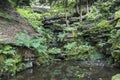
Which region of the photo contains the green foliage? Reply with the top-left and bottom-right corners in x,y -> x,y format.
109,29 -> 120,62
37,53 -> 54,64
48,48 -> 61,55
112,74 -> 120,80
9,0 -> 30,7
0,45 -> 24,75
4,58 -> 17,74
95,1 -> 112,13
17,8 -> 33,18
15,32 -> 47,53
17,8 -> 43,31
4,55 -> 24,75
64,26 -> 75,31
97,42 -> 106,48
75,73 -> 85,78
30,0 -> 42,7
64,42 -> 77,50
96,20 -> 109,28
57,32 -> 66,42
0,12 -> 12,20
9,0 -> 16,7
90,52 -> 103,61
87,5 -> 103,21
115,11 -> 120,19
0,45 -> 15,55
1,0 -> 120,77
17,7 -> 53,35
115,19 -> 120,28
15,32 -> 32,47
64,42 -> 96,60
0,55 -> 5,66
87,0 -> 113,21
17,7 -> 63,66
86,20 -> 113,35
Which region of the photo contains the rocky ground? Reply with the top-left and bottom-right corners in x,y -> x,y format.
0,6 -> 36,44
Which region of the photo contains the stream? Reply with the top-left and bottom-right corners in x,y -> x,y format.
8,61 -> 120,80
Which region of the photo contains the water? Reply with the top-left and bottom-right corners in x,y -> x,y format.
9,61 -> 120,80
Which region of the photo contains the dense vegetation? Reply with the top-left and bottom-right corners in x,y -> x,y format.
0,0 -> 120,78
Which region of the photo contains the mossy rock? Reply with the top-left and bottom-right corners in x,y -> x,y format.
115,11 -> 120,19
112,74 -> 120,80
